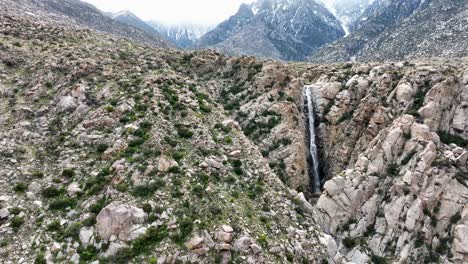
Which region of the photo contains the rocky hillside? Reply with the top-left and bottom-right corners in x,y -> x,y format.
197,0 -> 345,61
0,0 -> 172,49
1,0 -> 468,264
310,0 -> 468,62
0,5 -> 328,264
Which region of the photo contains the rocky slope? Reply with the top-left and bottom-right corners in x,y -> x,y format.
1,0 -> 468,264
0,5 -> 328,264
310,0 -> 468,62
197,0 -> 345,61
0,0 -> 172,49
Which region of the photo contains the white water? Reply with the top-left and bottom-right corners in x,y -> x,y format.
304,86 -> 321,193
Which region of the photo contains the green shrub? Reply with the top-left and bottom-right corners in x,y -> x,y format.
62,169 -> 75,178
49,197 -> 76,211
11,216 -> 25,231
13,182 -> 28,193
32,171 -> 44,178
89,198 -> 108,214
116,183 -> 129,192
131,225 -> 168,255
78,245 -> 98,261
96,144 -> 109,153
142,203 -> 152,214
192,185 -> 204,198
257,234 -> 268,248
133,183 -> 159,198
42,186 -> 64,198
438,131 -> 468,147
401,150 -> 417,165
370,255 -> 389,264
34,252 -> 47,264
387,163 -> 400,177
342,237 -> 357,248
83,216 -> 97,226
47,220 -> 62,232
63,222 -> 82,239
175,124 -> 193,138
167,166 -> 181,174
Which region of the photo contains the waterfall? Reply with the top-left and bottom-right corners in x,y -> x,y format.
304,86 -> 321,193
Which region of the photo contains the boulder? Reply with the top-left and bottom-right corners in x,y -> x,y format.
57,96 -> 77,112
96,202 -> 146,241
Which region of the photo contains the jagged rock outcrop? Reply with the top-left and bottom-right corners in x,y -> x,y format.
306,61 -> 468,263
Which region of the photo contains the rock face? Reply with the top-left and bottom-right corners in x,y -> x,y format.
306,62 -> 468,263
197,0 -> 345,60
96,202 -> 146,241
310,0 -> 468,62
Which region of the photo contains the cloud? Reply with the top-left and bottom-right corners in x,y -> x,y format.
83,0 -> 256,25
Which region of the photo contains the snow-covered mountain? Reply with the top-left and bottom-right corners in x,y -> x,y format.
319,0 -> 375,34
310,0 -> 468,62
197,0 -> 345,61
148,22 -> 214,49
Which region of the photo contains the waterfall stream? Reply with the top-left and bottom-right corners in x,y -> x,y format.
304,86 -> 321,193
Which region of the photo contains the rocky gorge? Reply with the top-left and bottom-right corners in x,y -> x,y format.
0,1 -> 468,264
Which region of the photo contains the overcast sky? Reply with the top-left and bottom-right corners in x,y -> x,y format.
83,0 -> 257,25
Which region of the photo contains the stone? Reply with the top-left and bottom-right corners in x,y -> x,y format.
79,226 -> 94,247
206,158 -> 223,169
57,96 -> 77,112
103,242 -> 128,257
221,225 -> 233,233
233,237 -> 251,252
127,226 -> 147,241
51,242 -> 61,253
454,225 -> 468,254
222,119 -> 241,130
201,230 -> 215,248
96,202 -> 146,241
216,242 -> 231,251
28,181 -> 42,194
0,208 -> 10,219
67,182 -> 82,196
251,243 -> 262,255
186,237 -> 204,250
395,83 -> 415,104
229,150 -> 241,158
158,156 -> 177,172
215,230 -> 233,243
